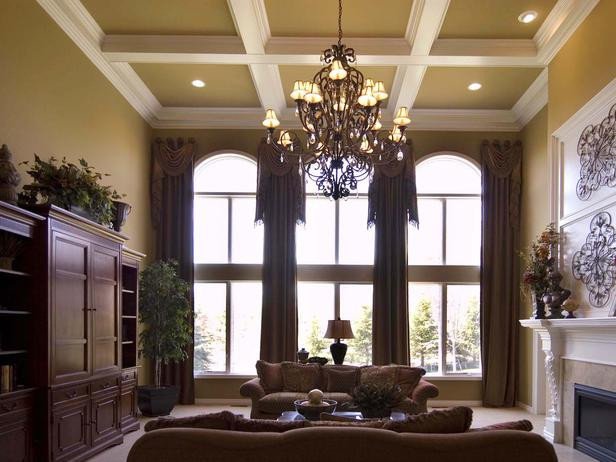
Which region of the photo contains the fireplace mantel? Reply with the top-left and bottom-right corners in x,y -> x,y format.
520,317 -> 616,443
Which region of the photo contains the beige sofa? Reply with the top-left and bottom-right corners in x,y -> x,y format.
240,362 -> 439,419
127,426 -> 557,462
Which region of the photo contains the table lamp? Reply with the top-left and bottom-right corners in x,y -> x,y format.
324,318 -> 355,365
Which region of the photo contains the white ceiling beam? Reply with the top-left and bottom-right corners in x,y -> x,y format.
534,0 -> 600,64
103,35 -> 245,54
152,106 -> 520,132
36,0 -> 160,123
226,0 -> 285,113
431,39 -> 537,57
393,0 -> 450,111
265,37 -> 411,56
511,68 -> 548,128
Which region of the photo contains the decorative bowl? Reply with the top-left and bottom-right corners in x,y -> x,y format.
294,399 -> 337,420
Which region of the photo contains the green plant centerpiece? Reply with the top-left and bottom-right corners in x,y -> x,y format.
138,260 -> 192,416
347,383 -> 405,419
521,223 -> 560,319
18,155 -> 126,227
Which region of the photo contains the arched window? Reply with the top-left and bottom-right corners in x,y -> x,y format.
408,154 -> 481,376
193,153 -> 263,375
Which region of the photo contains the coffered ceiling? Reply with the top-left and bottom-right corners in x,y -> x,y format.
37,0 -> 600,131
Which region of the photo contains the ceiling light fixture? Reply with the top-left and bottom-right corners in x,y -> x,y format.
191,79 -> 206,88
468,82 -> 482,91
518,10 -> 538,23
261,0 -> 410,200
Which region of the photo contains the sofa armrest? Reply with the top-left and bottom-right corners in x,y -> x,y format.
412,379 -> 439,406
239,377 -> 266,401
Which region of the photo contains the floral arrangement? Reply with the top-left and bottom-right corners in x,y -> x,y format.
346,383 -> 405,418
18,155 -> 124,226
521,223 -> 560,296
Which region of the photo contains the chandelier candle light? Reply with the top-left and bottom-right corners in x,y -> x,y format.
262,0 -> 411,200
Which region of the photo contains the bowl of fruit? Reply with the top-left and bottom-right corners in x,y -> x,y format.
294,389 -> 337,420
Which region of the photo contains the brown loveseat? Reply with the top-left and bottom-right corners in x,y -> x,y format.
240,361 -> 439,419
127,427 -> 558,462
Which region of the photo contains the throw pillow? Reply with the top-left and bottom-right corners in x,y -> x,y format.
469,420 -> 533,432
382,406 -> 473,433
256,360 -> 283,393
281,362 -> 321,392
234,417 -> 311,432
396,366 -> 425,396
323,368 -> 359,393
144,411 -> 237,432
360,365 -> 398,387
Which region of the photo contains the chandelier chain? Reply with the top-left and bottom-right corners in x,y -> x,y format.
338,0 -> 343,46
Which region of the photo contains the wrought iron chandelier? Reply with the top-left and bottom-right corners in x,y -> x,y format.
262,0 -> 411,200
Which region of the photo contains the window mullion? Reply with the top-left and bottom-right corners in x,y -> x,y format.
440,283 -> 447,375
227,197 -> 233,263
226,281 -> 232,374
442,198 -> 447,265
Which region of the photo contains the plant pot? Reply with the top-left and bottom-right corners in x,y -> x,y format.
531,291 -> 546,319
68,204 -> 96,222
137,385 -> 179,417
360,407 -> 392,419
112,201 -> 132,232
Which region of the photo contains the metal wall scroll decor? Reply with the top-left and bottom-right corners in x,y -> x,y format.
575,103 -> 616,200
572,211 -> 616,307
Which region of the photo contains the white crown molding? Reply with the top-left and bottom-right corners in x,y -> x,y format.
552,77 -> 616,137
36,0 -> 158,123
405,0 -> 425,47
511,68 -> 548,128
431,39 -> 537,57
152,106 -> 521,132
534,0 -> 600,64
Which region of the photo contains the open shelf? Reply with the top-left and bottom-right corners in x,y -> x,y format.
122,315 -> 136,319
0,386 -> 36,399
0,310 -> 31,315
121,341 -> 134,345
0,268 -> 30,277
0,350 -> 28,356
122,289 -> 135,294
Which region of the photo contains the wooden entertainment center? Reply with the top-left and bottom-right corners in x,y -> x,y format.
0,201 -> 144,461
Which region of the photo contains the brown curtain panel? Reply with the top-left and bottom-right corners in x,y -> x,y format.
255,140 -> 305,363
151,137 -> 196,404
368,143 -> 418,365
480,139 -> 522,407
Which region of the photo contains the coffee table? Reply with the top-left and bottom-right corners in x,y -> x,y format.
278,410 -> 406,422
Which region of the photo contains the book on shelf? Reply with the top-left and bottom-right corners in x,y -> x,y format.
1,364 -> 15,393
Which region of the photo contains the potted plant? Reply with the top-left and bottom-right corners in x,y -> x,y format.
521,223 -> 560,319
346,383 -> 405,418
138,260 -> 192,416
18,155 -> 126,227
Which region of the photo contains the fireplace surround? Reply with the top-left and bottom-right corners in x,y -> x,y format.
574,384 -> 616,462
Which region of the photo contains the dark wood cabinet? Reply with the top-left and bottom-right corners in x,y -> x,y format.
2,203 -> 144,461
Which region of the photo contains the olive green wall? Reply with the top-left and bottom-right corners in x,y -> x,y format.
0,1 -> 154,385
518,107 -> 549,407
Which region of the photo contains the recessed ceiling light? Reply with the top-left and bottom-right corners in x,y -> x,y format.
191,79 -> 206,88
518,10 -> 538,23
468,82 -> 482,91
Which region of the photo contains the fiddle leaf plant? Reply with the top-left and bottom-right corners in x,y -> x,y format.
139,260 -> 192,388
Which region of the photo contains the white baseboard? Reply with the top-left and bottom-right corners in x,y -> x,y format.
428,400 -> 483,408
194,398 -> 251,406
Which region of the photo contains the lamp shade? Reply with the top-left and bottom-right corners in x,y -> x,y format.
324,319 -> 355,339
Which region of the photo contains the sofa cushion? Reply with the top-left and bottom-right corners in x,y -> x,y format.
281,362 -> 321,392
470,420 -> 533,432
360,365 -> 398,386
256,360 -> 283,393
323,367 -> 359,393
382,406 -> 473,433
258,392 -> 307,414
396,367 -> 425,395
311,420 -> 386,429
144,411 -> 237,432
234,417 -> 311,432
391,398 -> 422,415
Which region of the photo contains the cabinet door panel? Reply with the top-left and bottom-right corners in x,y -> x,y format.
52,400 -> 89,462
0,414 -> 31,462
91,246 -> 120,375
52,232 -> 90,384
91,393 -> 120,445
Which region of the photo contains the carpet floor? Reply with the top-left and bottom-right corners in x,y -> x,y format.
87,405 -> 594,462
